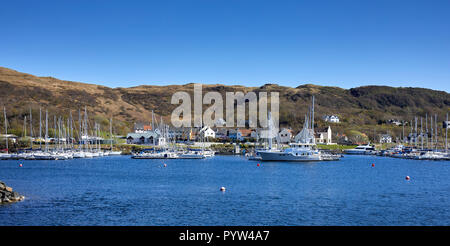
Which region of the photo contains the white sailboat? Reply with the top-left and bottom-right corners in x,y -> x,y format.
258,96 -> 339,162
108,118 -> 122,155
0,107 -> 11,159
344,143 -> 376,155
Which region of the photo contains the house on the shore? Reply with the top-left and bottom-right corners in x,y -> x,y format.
0,134 -> 18,144
278,128 -> 294,144
314,126 -> 334,145
133,122 -> 152,133
239,129 -> 253,140
227,129 -> 242,141
126,131 -> 166,146
198,126 -> 216,139
227,128 -> 252,141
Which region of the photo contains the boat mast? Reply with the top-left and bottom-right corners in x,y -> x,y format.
23,116 -> 27,139
45,110 -> 48,153
430,115 -> 434,149
58,116 -> 61,151
3,107 -> 8,154
151,110 -> 154,131
84,106 -> 88,152
414,117 -> 418,147
402,120 -> 405,143
54,115 -> 57,151
446,113 -> 448,153
97,123 -> 100,152
30,108 -> 33,150
39,108 -> 42,150
410,120 -> 413,145
110,118 -> 113,150
420,117 -> 423,150
268,111 -> 273,150
78,109 -> 82,151
311,95 -> 315,134
435,114 -> 438,150
69,113 -> 72,149
426,113 -> 428,149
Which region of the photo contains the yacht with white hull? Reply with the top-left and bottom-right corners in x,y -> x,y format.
177,151 -> 205,159
258,143 -> 322,161
344,144 -> 375,155
132,151 -> 178,159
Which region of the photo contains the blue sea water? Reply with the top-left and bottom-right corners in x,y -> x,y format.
0,155 -> 449,225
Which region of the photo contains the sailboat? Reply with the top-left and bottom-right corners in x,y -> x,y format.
108,118 -> 122,155
0,107 -> 12,159
258,111 -> 322,161
258,96 -> 339,162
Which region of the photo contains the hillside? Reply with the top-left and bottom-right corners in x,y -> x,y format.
0,66 -> 449,140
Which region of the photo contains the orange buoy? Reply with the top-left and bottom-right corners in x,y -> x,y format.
405,176 -> 410,180
257,163 -> 260,167
371,163 -> 375,167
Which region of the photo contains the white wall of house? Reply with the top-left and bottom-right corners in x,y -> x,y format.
323,115 -> 340,123
315,126 -> 333,145
199,126 -> 216,138
278,129 -> 292,143
380,135 -> 392,143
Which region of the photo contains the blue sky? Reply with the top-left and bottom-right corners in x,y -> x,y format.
1,0 -> 449,91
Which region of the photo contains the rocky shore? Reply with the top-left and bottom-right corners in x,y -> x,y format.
0,180 -> 25,204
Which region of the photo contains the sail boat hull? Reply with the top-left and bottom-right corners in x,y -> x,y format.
258,150 -> 322,161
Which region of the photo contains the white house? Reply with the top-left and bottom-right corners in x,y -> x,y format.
126,131 -> 166,146
199,126 -> 216,139
323,115 -> 340,123
133,122 -> 152,133
379,134 -> 392,144
314,126 -> 334,145
278,128 -> 294,144
387,119 -> 402,126
0,134 -> 18,144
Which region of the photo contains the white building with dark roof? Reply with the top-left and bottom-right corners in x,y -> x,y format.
126,131 -> 166,146
380,134 -> 392,144
199,126 -> 216,139
323,115 -> 340,123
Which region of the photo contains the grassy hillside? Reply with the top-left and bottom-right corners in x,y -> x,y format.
0,67 -> 449,141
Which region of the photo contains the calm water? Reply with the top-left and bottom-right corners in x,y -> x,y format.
0,155 -> 449,225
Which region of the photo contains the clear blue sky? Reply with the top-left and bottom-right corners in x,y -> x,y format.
1,0 -> 449,92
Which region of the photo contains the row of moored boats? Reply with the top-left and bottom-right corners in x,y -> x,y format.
0,150 -> 122,160
344,144 -> 450,161
131,149 -> 215,159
